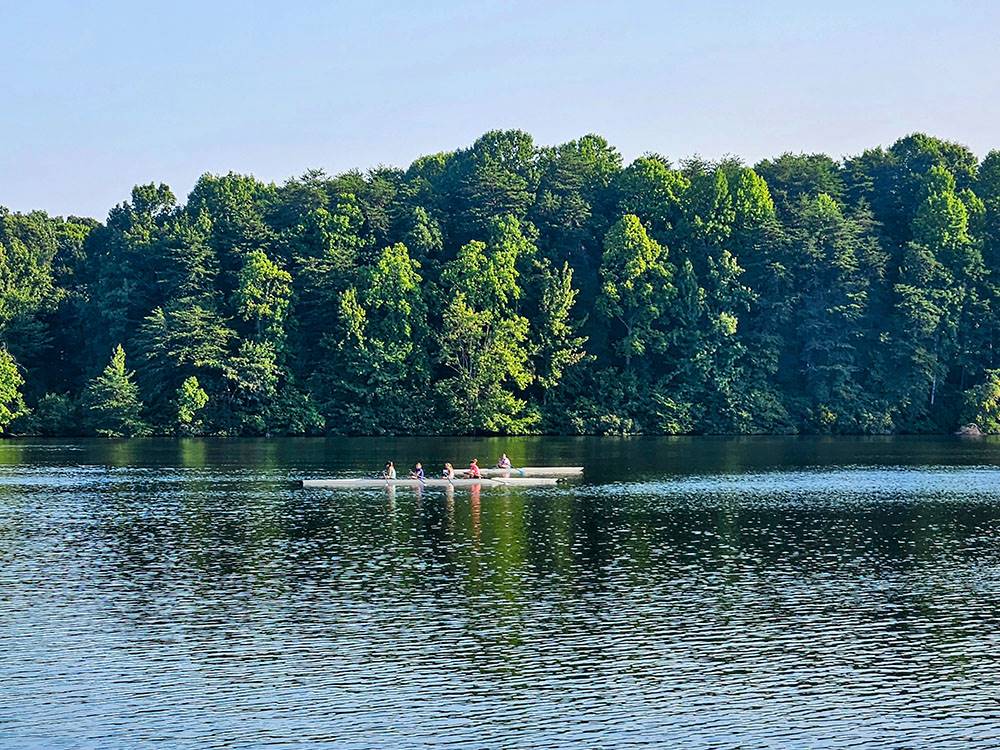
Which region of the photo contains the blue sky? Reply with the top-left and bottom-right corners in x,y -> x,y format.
3,0 -> 999,218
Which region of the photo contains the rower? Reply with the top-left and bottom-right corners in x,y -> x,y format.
466,458 -> 481,479
442,462 -> 455,479
409,462 -> 425,481
496,453 -> 512,469
382,461 -> 396,479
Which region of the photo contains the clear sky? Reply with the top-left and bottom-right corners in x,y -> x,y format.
4,0 -> 999,218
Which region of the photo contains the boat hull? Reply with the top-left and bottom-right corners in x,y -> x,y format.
477,466 -> 583,477
300,477 -> 559,489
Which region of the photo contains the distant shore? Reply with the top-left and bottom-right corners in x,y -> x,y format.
4,131 -> 1000,441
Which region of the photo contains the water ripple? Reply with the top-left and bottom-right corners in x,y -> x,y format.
1,448 -> 1000,748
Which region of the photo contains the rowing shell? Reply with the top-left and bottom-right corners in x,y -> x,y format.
300,477 -> 559,489
476,466 -> 583,477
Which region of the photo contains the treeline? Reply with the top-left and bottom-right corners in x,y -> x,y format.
3,130 -> 1000,436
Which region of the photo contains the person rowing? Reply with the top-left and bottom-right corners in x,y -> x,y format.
496,453 -> 512,469
442,462 -> 455,480
409,462 -> 425,481
381,461 -> 396,480
465,458 -> 481,479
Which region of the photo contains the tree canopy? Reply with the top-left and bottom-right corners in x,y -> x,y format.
4,130 -> 1000,435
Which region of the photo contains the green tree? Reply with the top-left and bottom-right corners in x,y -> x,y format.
8,130 -> 1000,438
154,211 -> 219,302
436,293 -> 537,434
233,249 -> 292,343
892,166 -> 984,425
22,393 -> 77,436
319,243 -> 432,434
614,157 -> 688,245
0,347 -> 27,433
844,134 -> 978,249
84,345 -> 149,437
449,130 -> 540,240
783,194 -> 875,429
531,260 -> 588,396
138,302 -> 235,425
400,205 -> 444,269
223,340 -> 281,434
678,167 -> 735,260
80,184 -> 176,372
291,194 -> 371,374
0,210 -> 65,396
598,215 -> 675,366
754,153 -> 844,218
532,134 -> 622,269
961,370 -> 1000,433
186,172 -> 276,283
175,376 -> 209,433
440,214 -> 530,312
436,217 -> 537,433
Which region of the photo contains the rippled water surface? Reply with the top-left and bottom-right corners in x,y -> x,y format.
3,437 -> 1000,748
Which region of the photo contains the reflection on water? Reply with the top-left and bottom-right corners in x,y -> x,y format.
2,438 -> 1000,748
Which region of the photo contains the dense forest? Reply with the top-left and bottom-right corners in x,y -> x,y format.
3,130 -> 1000,436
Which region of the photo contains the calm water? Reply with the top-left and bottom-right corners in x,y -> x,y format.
2,437 -> 1000,749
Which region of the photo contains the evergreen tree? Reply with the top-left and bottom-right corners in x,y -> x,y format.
449,130 -> 540,240
783,194 -> 874,429
138,302 -> 235,423
84,345 -> 148,437
21,393 -> 77,436
754,153 -> 844,218
224,340 -> 280,434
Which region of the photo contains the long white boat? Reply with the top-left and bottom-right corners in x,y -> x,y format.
476,466 -> 583,478
300,476 -> 559,489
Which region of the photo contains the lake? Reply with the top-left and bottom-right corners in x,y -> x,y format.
2,437 -> 1000,748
